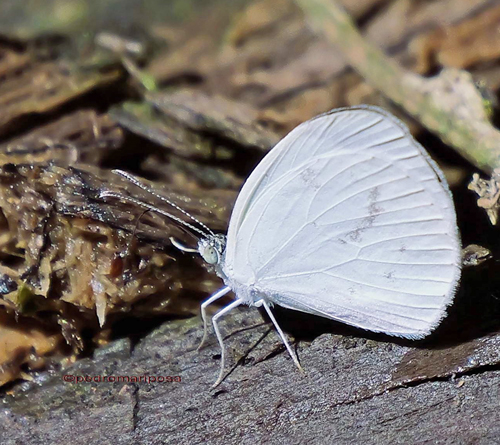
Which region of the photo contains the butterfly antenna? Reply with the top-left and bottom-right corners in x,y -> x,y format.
99,190 -> 208,239
112,170 -> 214,237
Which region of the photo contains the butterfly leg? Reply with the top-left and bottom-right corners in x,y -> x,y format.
259,299 -> 305,374
198,286 -> 231,351
169,237 -> 198,253
211,298 -> 243,388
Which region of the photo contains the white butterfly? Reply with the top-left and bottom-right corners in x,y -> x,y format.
103,106 -> 461,387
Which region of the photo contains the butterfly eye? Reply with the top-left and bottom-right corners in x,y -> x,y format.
201,245 -> 219,265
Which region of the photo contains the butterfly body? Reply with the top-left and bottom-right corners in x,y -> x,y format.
205,107 -> 460,344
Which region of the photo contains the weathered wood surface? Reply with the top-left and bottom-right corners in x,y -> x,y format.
1,266 -> 499,445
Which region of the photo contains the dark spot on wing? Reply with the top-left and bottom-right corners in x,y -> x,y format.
346,186 -> 383,242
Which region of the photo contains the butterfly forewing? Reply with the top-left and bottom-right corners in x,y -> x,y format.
223,106 -> 461,338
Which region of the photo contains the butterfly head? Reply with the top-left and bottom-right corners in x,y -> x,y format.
198,234 -> 226,266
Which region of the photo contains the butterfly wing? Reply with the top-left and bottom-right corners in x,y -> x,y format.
223,107 -> 461,338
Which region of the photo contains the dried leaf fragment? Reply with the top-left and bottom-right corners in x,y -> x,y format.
462,244 -> 492,267
468,170 -> 500,225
